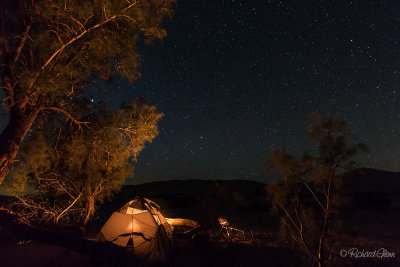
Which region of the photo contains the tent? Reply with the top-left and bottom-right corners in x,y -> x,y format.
97,197 -> 173,262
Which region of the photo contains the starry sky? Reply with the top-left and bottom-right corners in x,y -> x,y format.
95,0 -> 400,184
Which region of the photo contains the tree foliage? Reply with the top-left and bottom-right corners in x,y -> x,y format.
0,0 -> 176,183
267,112 -> 367,267
7,98 -> 163,225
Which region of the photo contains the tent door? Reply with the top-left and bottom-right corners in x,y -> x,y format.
126,236 -> 134,253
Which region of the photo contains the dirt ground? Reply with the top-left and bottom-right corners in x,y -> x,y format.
1,176 -> 400,266
1,220 -> 399,267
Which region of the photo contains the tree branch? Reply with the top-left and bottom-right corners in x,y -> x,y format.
278,202 -> 300,233
39,106 -> 89,125
15,195 -> 56,219
301,180 -> 325,211
40,1 -> 137,72
13,23 -> 31,64
29,1 -> 138,90
55,190 -> 83,223
68,16 -> 85,32
37,176 -> 75,200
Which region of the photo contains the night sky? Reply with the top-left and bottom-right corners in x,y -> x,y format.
95,1 -> 400,183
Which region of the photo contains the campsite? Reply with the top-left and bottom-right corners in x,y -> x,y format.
1,168 -> 400,266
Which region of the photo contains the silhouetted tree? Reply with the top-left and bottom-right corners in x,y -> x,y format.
267,113 -> 367,267
8,98 -> 162,225
0,0 -> 176,184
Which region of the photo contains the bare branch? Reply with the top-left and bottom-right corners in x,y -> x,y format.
39,106 -> 89,125
15,195 -> 56,219
301,180 -> 325,211
83,14 -> 94,26
49,30 -> 63,45
277,202 -> 301,234
55,190 -> 83,223
58,22 -> 78,36
37,176 -> 75,200
293,195 -> 302,228
13,23 -> 31,63
68,16 -> 85,32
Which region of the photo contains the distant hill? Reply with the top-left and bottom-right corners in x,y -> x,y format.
117,168 -> 400,197
99,179 -> 271,229
2,168 -> 400,197
338,168 -> 400,194
117,179 -> 267,199
104,168 -> 400,220
110,168 -> 400,206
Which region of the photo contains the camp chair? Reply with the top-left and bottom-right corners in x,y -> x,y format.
217,217 -> 246,240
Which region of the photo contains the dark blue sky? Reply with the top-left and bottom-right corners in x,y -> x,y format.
97,0 -> 400,184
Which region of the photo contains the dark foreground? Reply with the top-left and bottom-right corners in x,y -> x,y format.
0,213 -> 398,267
1,168 -> 400,266
0,211 -> 302,267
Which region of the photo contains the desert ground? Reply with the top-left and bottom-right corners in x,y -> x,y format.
1,168 -> 399,266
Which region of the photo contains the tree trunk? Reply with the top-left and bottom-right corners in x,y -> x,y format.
318,225 -> 327,267
317,166 -> 337,267
0,106 -> 39,184
84,194 -> 95,226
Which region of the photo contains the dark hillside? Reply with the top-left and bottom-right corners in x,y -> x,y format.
98,179 -> 271,231
339,168 -> 400,194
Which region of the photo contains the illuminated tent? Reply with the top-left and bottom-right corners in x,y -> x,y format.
97,197 -> 173,262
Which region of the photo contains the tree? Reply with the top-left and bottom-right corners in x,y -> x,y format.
267,113 -> 367,267
7,98 -> 163,225
0,0 -> 176,184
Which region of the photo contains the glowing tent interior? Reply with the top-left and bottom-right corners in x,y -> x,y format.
97,197 -> 173,262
